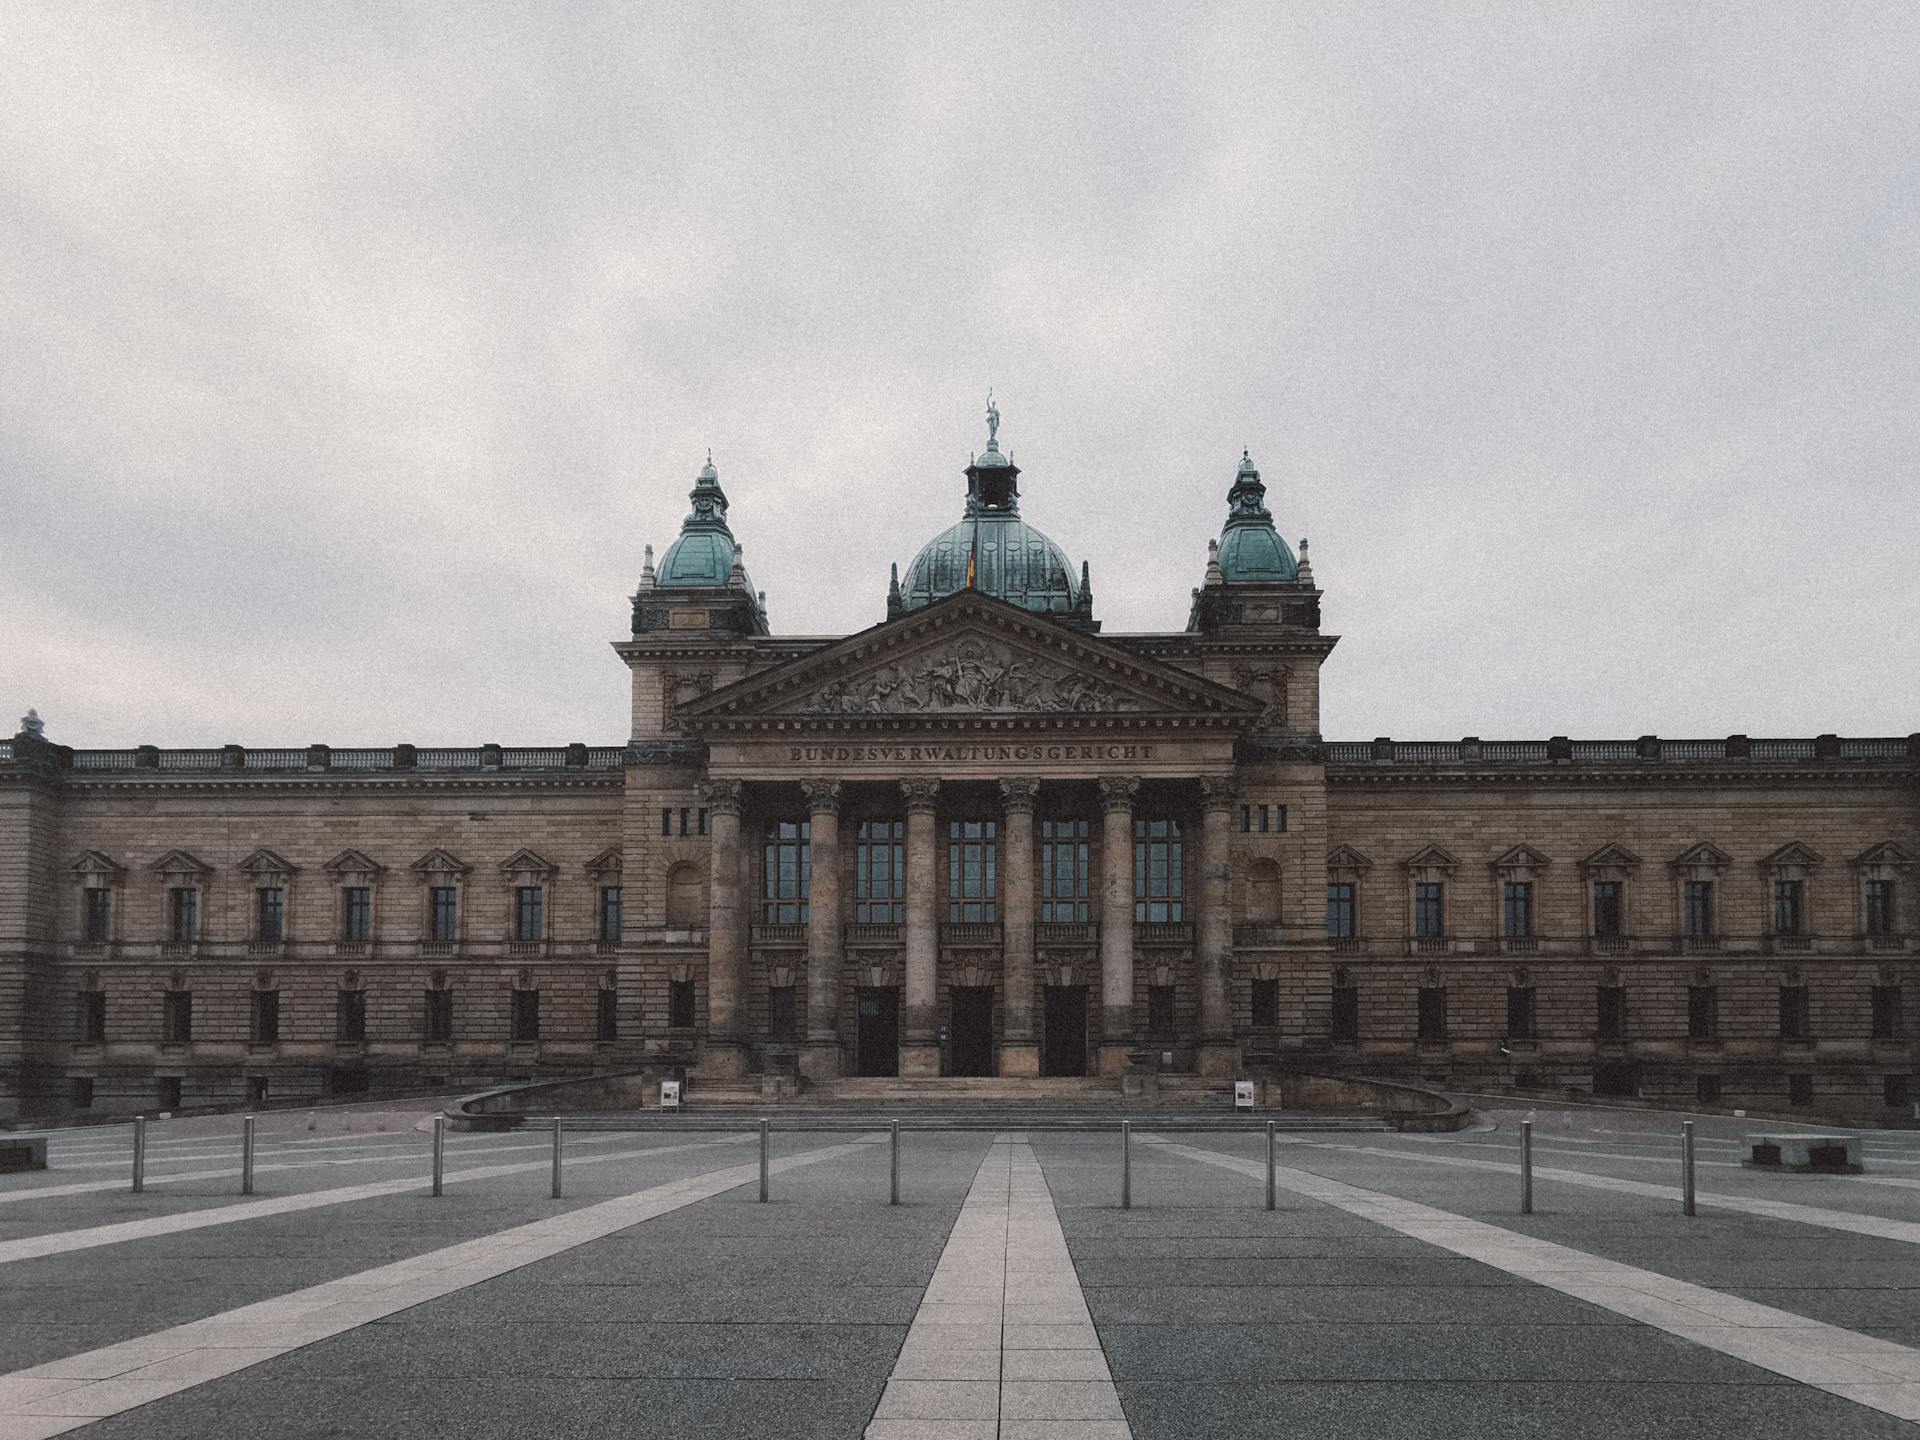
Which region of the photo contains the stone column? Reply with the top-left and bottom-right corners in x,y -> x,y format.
998,777 -> 1042,1077
1197,775 -> 1240,1077
1097,775 -> 1140,1074
900,778 -> 942,1077
800,779 -> 844,1081
696,777 -> 747,1077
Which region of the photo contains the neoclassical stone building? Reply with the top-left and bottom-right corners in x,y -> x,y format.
3,409 -> 1916,1120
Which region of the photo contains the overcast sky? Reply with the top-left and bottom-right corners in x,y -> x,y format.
3,3 -> 1916,748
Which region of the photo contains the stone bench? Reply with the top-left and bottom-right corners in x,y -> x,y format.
1742,1133 -> 1863,1174
0,1136 -> 48,1173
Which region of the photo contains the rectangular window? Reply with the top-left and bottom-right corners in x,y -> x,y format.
162,991 -> 193,1044
856,819 -> 906,923
1502,882 -> 1532,939
69,1076 -> 94,1109
78,990 -> 106,1044
1596,985 -> 1626,1041
1251,977 -> 1280,1028
1872,985 -> 1904,1041
1592,881 -> 1623,939
510,990 -> 540,1042
1687,984 -> 1717,1040
763,819 -> 812,924
1040,818 -> 1090,924
1866,879 -> 1897,936
514,886 -> 544,942
1885,1074 -> 1910,1111
1417,987 -> 1448,1043
1697,1073 -> 1722,1106
660,808 -> 672,837
1778,984 -> 1810,1041
1331,984 -> 1360,1043
1413,882 -> 1444,938
597,989 -> 618,1042
424,989 -> 453,1043
698,808 -> 710,836
1133,817 -> 1184,923
168,888 -> 198,942
1238,805 -> 1251,833
1773,880 -> 1805,936
157,1076 -> 182,1111
768,986 -> 797,1040
1506,986 -> 1536,1041
1683,881 -> 1714,938
83,889 -> 112,942
1326,883 -> 1355,940
599,886 -> 623,941
947,819 -> 998,924
669,979 -> 696,1029
251,990 -> 280,1044
342,887 -> 372,942
1788,1073 -> 1814,1107
336,989 -> 366,1043
676,806 -> 689,836
429,887 -> 458,942
256,887 -> 285,942
1146,985 -> 1175,1039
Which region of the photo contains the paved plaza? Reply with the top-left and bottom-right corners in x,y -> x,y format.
3,1104 -> 1920,1437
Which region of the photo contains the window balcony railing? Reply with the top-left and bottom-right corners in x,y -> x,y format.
1501,936 -> 1539,955
1769,934 -> 1814,953
1592,936 -> 1630,954
941,923 -> 1002,946
70,942 -> 110,960
1331,935 -> 1366,954
750,923 -> 808,946
1868,934 -> 1911,952
1035,922 -> 1098,945
247,941 -> 285,959
420,940 -> 456,958
846,923 -> 903,946
333,941 -> 370,959
1679,935 -> 1722,954
1410,936 -> 1452,955
507,940 -> 547,957
1134,921 -> 1193,945
160,941 -> 196,960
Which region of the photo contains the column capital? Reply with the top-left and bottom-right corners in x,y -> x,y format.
697,777 -> 743,816
800,778 -> 844,817
1198,774 -> 1239,810
1098,775 -> 1140,812
900,778 -> 942,815
998,776 -> 1042,812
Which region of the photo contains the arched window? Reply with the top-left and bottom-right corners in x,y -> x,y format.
1248,859 -> 1282,923
665,863 -> 705,928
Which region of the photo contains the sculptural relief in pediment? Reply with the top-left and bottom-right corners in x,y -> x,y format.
800,638 -> 1143,716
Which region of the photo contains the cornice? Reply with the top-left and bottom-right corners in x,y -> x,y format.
1327,764 -> 1917,790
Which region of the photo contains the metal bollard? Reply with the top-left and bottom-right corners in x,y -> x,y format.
1520,1120 -> 1534,1215
1265,1120 -> 1277,1211
1681,1120 -> 1696,1217
1121,1119 -> 1132,1210
551,1116 -> 564,1199
759,1118 -> 770,1203
431,1115 -> 445,1197
132,1114 -> 146,1194
241,1114 -> 256,1196
889,1121 -> 900,1206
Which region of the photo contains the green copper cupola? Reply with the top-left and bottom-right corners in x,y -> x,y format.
1215,449 -> 1298,582
634,452 -> 769,636
656,453 -> 747,589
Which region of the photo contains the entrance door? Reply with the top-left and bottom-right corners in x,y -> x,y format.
855,989 -> 900,1077
1042,986 -> 1089,1076
949,987 -> 996,1077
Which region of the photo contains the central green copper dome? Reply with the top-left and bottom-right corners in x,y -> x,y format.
893,401 -> 1089,622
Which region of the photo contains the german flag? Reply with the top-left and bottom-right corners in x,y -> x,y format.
966,544 -> 976,589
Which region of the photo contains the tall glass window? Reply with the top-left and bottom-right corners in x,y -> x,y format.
256,888 -> 285,942
1413,882 -> 1445,938
1133,817 -> 1184,923
168,888 -> 198,942
1683,881 -> 1714,937
1502,882 -> 1532,939
1592,881 -> 1623,938
429,886 -> 458,942
514,886 -> 544,942
1773,880 -> 1805,936
1042,818 -> 1090,922
1867,879 -> 1896,936
1326,883 -> 1356,940
763,819 -> 811,924
599,886 -> 623,941
856,819 -> 905,923
342,887 -> 372,942
947,819 -> 998,923
82,889 -> 112,942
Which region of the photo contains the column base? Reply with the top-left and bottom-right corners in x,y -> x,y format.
998,1042 -> 1040,1077
798,1041 -> 844,1082
694,1040 -> 749,1079
1197,1041 -> 1241,1078
1097,1043 -> 1135,1077
899,1041 -> 941,1078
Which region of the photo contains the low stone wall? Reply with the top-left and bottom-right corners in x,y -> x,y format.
1273,1072 -> 1471,1132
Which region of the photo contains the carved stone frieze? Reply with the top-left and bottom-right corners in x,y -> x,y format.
802,639 -> 1136,715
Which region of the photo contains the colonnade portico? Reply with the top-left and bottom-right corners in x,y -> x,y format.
693,770 -> 1242,1081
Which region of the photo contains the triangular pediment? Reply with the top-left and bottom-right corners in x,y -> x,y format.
1403,844 -> 1459,871
1491,844 -> 1553,873
1670,841 -> 1733,871
149,848 -> 211,876
584,846 -> 624,876
1325,845 -> 1373,872
238,847 -> 297,876
323,848 -> 385,876
410,848 -> 470,877
70,850 -> 123,877
1762,841 -> 1825,872
499,847 -> 554,876
677,592 -> 1263,726
1580,843 -> 1643,872
1856,842 -> 1913,870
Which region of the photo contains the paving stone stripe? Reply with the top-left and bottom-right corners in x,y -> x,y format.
867,1136 -> 1132,1440
1151,1136 -> 1920,1426
0,1135 -> 875,1440
0,1135 -> 756,1266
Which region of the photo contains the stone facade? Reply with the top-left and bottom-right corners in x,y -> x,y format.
2,439 -> 1916,1122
